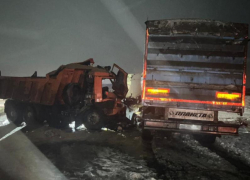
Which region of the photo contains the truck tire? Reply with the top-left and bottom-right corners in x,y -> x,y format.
5,100 -> 23,125
79,108 -> 104,130
23,105 -> 36,124
193,134 -> 216,144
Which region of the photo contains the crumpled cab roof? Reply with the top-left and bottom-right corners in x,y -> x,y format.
47,58 -> 109,77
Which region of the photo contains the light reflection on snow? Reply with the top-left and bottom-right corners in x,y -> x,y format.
69,121 -> 87,132
0,114 -> 9,127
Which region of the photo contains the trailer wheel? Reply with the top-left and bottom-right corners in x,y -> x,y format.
5,100 -> 22,125
80,108 -> 104,130
193,134 -> 216,144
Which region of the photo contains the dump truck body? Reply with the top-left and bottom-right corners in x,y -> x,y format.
0,59 -> 128,129
0,69 -> 84,106
140,19 -> 248,135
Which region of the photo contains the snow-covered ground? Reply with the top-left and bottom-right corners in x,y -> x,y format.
152,97 -> 250,179
39,142 -> 157,180
1,97 -> 250,180
213,96 -> 250,169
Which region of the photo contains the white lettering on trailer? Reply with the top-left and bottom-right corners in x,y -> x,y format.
168,108 -> 214,121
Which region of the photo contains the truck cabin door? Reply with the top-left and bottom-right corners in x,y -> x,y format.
111,64 -> 128,99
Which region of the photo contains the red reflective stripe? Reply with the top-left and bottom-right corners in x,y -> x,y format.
143,97 -> 242,106
242,86 -> 246,107
142,29 -> 149,99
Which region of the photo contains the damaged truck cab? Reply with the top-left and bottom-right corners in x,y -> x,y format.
0,59 -> 128,130
135,19 -> 249,142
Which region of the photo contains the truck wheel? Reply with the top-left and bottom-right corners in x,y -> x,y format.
23,106 -> 36,123
193,134 -> 216,144
81,108 -> 104,130
5,100 -> 22,125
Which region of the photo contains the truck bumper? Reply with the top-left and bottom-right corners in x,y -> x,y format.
144,119 -> 240,135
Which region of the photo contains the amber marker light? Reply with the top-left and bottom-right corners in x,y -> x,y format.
145,87 -> 170,97
216,92 -> 241,100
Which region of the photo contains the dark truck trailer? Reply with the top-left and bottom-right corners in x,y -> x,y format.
138,19 -> 248,139
0,59 -> 128,130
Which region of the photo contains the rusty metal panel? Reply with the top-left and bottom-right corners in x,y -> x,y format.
55,69 -> 81,104
29,82 -> 39,103
143,19 -> 248,111
41,83 -> 52,104
33,81 -> 46,104
71,70 -> 84,83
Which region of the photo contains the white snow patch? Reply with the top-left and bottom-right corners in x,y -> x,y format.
216,96 -> 250,166
0,115 -> 9,127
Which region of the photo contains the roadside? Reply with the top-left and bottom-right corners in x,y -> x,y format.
0,99 -> 5,116
1,98 -> 250,179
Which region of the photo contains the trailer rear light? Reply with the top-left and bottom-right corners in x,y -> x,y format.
242,86 -> 246,107
146,87 -> 170,96
216,92 -> 241,100
218,127 -> 237,133
179,124 -> 201,131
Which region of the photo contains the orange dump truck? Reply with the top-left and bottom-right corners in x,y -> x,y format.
0,59 -> 128,129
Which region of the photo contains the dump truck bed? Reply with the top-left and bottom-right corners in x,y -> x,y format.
142,19 -> 248,113
0,67 -> 85,106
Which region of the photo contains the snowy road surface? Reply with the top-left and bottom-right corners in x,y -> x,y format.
0,99 -> 5,107
0,97 -> 250,179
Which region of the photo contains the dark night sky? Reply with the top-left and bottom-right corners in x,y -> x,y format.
0,0 -> 250,86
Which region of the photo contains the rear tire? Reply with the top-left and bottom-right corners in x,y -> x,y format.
5,100 -> 23,125
23,105 -> 36,124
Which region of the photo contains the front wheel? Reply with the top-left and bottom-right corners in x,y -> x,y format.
78,108 -> 104,130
